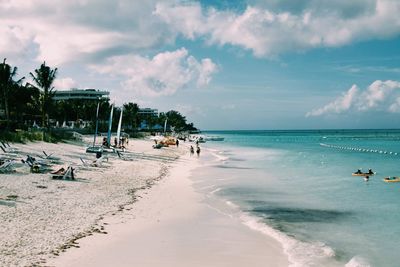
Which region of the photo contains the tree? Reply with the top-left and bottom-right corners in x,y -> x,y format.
123,102 -> 140,130
165,110 -> 187,131
0,58 -> 24,129
9,84 -> 40,125
29,62 -> 57,128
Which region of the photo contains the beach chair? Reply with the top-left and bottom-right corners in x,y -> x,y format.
0,142 -> 18,153
51,167 -> 65,175
80,156 -> 106,167
152,143 -> 163,149
80,157 -> 90,167
116,151 -> 135,161
27,155 -> 51,166
22,157 -> 50,173
21,159 -> 40,173
41,151 -> 60,160
0,160 -> 14,173
51,166 -> 75,180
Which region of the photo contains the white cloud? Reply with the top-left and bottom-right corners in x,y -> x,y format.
2,0 -> 400,65
90,48 -> 218,97
389,98 -> 400,113
306,80 -> 400,117
174,104 -> 202,117
306,85 -> 359,117
155,0 -> 400,58
53,77 -> 77,90
0,0 -> 174,65
360,80 -> 400,110
0,25 -> 33,57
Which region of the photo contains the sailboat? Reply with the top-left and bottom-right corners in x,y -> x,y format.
86,102 -> 104,153
100,104 -> 118,153
116,106 -> 123,147
106,104 -> 114,147
163,118 -> 168,135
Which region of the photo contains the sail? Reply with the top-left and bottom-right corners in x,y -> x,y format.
116,106 -> 123,145
93,102 -> 100,147
164,118 -> 168,134
107,104 -> 114,146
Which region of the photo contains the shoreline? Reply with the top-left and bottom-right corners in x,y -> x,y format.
48,144 -> 289,267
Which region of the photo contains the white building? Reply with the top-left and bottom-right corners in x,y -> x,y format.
138,108 -> 159,117
53,88 -> 109,101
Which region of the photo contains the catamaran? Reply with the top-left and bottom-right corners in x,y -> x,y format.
86,102 -> 103,153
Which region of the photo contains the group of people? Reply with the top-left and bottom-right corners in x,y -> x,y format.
354,168 -> 374,182
101,136 -> 128,150
190,145 -> 201,157
355,168 -> 374,174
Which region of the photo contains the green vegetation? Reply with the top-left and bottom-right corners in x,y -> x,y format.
29,62 -> 58,129
0,58 -> 198,142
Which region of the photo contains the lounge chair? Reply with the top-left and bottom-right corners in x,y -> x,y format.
41,151 -> 60,160
21,159 -> 40,173
51,167 -> 65,175
22,157 -> 50,173
0,160 -> 14,173
51,166 -> 75,180
116,151 -> 135,161
0,142 -> 18,153
80,156 -> 106,167
152,143 -> 163,149
27,155 -> 51,166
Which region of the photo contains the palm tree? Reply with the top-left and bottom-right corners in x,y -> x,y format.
123,102 -> 140,130
0,58 -> 25,129
29,62 -> 57,128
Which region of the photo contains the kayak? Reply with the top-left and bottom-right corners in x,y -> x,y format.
383,177 -> 400,183
352,172 -> 375,176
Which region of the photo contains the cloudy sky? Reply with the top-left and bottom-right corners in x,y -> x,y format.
2,0 -> 400,130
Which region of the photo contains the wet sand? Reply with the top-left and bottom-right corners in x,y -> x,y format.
48,149 -> 289,267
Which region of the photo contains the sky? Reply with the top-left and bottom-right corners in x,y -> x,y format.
1,0 -> 400,130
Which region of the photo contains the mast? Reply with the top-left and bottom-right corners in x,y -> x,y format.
116,106 -> 123,145
107,104 -> 114,146
93,101 -> 100,147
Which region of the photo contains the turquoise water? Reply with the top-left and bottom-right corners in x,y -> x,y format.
193,130 -> 400,267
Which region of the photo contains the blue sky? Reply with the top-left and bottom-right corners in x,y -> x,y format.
1,0 -> 400,130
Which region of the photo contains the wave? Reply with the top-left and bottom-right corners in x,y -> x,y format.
238,211 -> 373,267
345,256 -> 372,267
208,148 -> 230,162
240,212 -> 339,267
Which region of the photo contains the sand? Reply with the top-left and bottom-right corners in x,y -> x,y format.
1,137 -> 289,267
0,137 -> 183,266
47,144 -> 289,267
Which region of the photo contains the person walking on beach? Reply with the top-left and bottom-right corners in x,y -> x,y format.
176,139 -> 179,147
190,145 -> 194,156
196,146 -> 201,157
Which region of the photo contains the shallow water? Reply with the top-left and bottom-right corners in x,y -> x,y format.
192,130 -> 400,267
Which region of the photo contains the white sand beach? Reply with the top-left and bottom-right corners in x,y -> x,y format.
0,138 -> 183,266
1,138 -> 289,267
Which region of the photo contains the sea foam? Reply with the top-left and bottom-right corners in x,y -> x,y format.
239,212 -> 341,267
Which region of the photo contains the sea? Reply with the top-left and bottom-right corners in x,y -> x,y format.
191,130 -> 400,267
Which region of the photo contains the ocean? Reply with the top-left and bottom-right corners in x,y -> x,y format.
191,130 -> 400,267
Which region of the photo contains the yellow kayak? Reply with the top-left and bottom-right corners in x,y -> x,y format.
352,172 -> 375,176
383,177 -> 400,183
